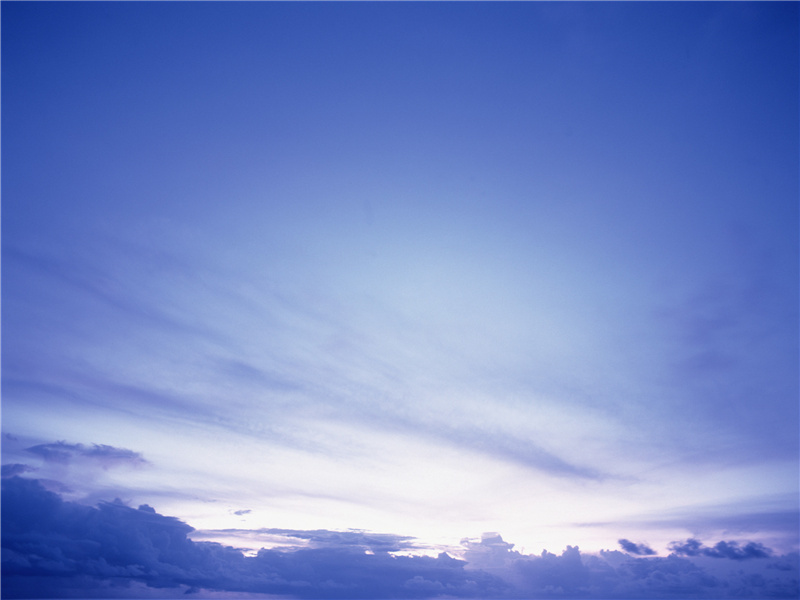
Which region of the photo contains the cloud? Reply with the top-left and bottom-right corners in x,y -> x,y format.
618,539 -> 656,556
434,424 -> 606,480
25,441 -> 149,469
3,478 -> 798,599
669,538 -> 773,560
215,358 -> 302,393
1,463 -> 36,478
575,496 -> 800,546
257,528 -> 417,553
248,547 -> 507,598
4,245 -> 224,345
458,534 -> 798,599
459,534 -> 716,598
193,527 -> 421,554
2,477 -> 247,596
1,477 -> 503,598
346,404 -> 609,481
653,268 -> 799,461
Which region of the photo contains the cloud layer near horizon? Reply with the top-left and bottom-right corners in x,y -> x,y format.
2,477 -> 798,599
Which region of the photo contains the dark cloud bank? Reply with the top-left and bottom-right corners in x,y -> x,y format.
2,477 -> 798,599
617,540 -> 655,557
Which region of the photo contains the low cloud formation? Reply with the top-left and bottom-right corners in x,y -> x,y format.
460,534 -> 797,599
2,477 -> 798,599
192,527 -> 419,554
618,539 -> 656,556
1,477 -> 502,599
260,528 -> 417,553
669,538 -> 773,560
25,441 -> 149,468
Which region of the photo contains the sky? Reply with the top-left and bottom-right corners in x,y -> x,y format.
1,2 -> 798,598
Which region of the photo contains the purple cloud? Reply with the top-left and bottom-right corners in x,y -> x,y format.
194,527 -> 420,553
1,477 -> 504,598
1,463 -> 36,478
256,528 -> 417,553
25,441 -> 149,468
3,478 -> 798,599
669,538 -> 773,560
618,539 -> 656,556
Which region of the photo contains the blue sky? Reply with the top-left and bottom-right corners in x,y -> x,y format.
2,2 -> 798,598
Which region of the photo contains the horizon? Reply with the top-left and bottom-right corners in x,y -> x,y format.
2,2 -> 798,598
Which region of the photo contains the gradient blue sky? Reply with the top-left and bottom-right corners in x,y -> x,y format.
2,2 -> 799,598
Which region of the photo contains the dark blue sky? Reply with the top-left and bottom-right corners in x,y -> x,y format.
2,2 -> 798,598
